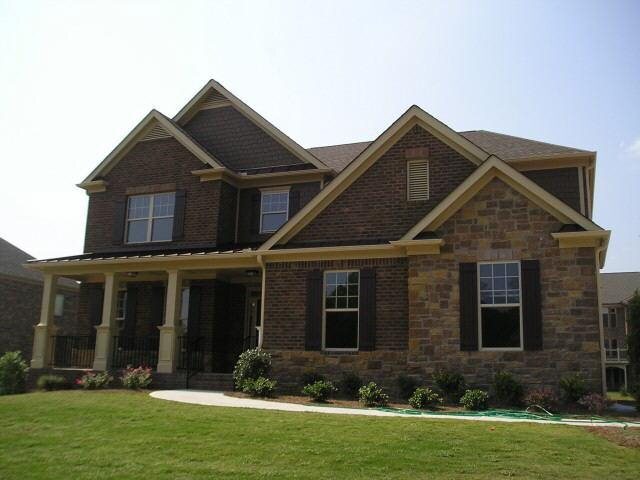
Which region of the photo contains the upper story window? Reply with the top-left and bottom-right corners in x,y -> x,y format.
608,308 -> 617,328
126,192 -> 175,243
323,270 -> 359,350
407,159 -> 430,201
479,262 -> 522,350
260,189 -> 289,233
54,294 -> 65,317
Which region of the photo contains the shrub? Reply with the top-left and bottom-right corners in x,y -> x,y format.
397,374 -> 419,401
409,387 -> 443,410
358,382 -> 389,407
241,377 -> 277,397
121,366 -> 153,389
559,373 -> 587,404
233,348 -> 272,390
578,393 -> 610,415
301,371 -> 325,386
0,351 -> 28,395
433,370 -> 466,403
492,371 -> 524,406
524,387 -> 559,411
36,375 -> 69,391
631,384 -> 640,408
76,371 -> 112,389
302,380 -> 337,402
339,372 -> 363,399
460,389 -> 489,411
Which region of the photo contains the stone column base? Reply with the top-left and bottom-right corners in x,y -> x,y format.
157,325 -> 182,373
93,325 -> 115,371
30,325 -> 57,369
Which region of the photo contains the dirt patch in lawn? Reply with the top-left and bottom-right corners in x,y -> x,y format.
586,427 -> 640,448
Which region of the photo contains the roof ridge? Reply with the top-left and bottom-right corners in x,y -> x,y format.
308,140 -> 372,150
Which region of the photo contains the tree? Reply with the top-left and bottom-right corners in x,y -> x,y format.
626,291 -> 640,393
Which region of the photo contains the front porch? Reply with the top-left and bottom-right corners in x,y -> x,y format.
31,262 -> 263,376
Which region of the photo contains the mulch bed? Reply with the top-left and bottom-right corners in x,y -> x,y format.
586,427 -> 640,448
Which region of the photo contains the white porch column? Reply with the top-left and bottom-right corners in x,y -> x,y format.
157,269 -> 183,373
92,272 -> 120,371
31,274 -> 58,368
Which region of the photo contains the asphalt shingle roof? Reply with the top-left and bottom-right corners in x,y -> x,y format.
600,272 -> 640,305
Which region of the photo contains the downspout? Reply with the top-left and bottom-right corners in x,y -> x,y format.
595,241 -> 607,395
257,254 -> 266,350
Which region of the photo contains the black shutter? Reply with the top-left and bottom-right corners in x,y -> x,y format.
150,285 -> 166,327
522,260 -> 543,350
122,286 -> 138,337
359,268 -> 376,351
88,285 -> 104,329
250,193 -> 261,235
459,263 -> 479,351
187,285 -> 202,341
112,199 -> 127,245
289,190 -> 301,217
172,190 -> 186,240
305,269 -> 323,350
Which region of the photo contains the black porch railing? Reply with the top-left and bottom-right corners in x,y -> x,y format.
177,336 -> 205,372
111,336 -> 159,369
49,335 -> 96,369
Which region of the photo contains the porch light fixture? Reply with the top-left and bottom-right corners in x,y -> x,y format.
126,272 -> 138,277
245,269 -> 260,277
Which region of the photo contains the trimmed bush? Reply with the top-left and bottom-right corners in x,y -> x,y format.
121,366 -> 153,389
76,371 -> 112,389
408,387 -> 443,410
339,372 -> 362,399
578,393 -> 610,415
524,387 -> 559,411
460,389 -> 489,411
433,370 -> 466,403
302,380 -> 337,402
492,371 -> 524,406
301,371 -> 325,386
559,373 -> 587,404
37,375 -> 69,391
397,374 -> 419,401
358,382 -> 389,407
233,349 -> 272,390
242,377 -> 277,397
0,351 -> 28,395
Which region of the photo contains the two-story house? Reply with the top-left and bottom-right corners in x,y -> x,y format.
26,80 -> 610,393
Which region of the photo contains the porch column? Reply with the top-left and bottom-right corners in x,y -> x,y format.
92,272 -> 120,371
31,274 -> 58,368
157,269 -> 183,373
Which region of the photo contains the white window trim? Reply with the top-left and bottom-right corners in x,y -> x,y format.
116,289 -> 127,323
125,192 -> 175,244
406,158 -> 430,201
322,269 -> 360,352
477,260 -> 524,352
259,187 -> 290,234
54,294 -> 65,317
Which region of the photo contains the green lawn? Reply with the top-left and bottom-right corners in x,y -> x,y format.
0,391 -> 638,479
608,390 -> 634,402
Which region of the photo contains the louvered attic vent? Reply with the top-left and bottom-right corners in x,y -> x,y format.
199,89 -> 231,110
407,159 -> 430,201
140,124 -> 171,142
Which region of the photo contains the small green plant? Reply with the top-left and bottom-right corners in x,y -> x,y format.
433,370 -> 466,403
37,374 -> 69,391
301,371 -> 325,386
408,387 -> 443,410
578,393 -> 610,415
397,374 -> 419,401
460,389 -> 489,411
492,371 -> 524,406
559,373 -> 587,404
241,377 -> 277,397
524,387 -> 559,411
76,371 -> 113,389
121,366 -> 153,389
0,351 -> 28,395
358,382 -> 389,407
302,380 -> 337,402
339,372 -> 363,399
233,348 -> 272,390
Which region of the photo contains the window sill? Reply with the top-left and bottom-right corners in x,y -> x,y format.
322,349 -> 359,355
124,240 -> 173,245
478,347 -> 524,352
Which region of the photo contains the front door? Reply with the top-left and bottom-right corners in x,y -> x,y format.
245,288 -> 262,350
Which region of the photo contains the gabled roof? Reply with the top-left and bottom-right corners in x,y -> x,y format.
173,79 -> 331,171
600,272 -> 640,304
402,156 -> 603,240
307,141 -> 372,172
260,105 -> 493,250
79,110 -> 224,186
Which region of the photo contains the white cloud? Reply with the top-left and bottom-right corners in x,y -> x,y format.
628,137 -> 640,159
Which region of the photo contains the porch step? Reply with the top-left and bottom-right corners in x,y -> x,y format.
184,373 -> 234,391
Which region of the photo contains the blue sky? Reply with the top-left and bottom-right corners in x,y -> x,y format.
0,0 -> 638,271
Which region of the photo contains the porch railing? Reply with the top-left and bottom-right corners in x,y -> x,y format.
49,335 -> 96,369
177,336 -> 205,372
606,348 -> 628,361
111,336 -> 160,369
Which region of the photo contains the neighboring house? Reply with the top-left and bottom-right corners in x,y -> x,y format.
599,272 -> 640,391
0,238 -> 79,360
26,79 -> 610,394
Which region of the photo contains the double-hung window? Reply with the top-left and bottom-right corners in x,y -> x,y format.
126,192 -> 175,243
608,308 -> 617,328
323,271 -> 359,350
478,262 -> 522,350
260,189 -> 289,233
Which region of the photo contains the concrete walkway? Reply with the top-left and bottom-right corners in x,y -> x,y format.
150,390 -> 639,428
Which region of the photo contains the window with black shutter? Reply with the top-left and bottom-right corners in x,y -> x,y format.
459,263 -> 478,351
305,270 -> 323,350
323,271 -> 359,350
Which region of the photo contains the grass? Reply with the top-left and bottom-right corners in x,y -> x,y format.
0,391 -> 638,479
608,390 -> 634,402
